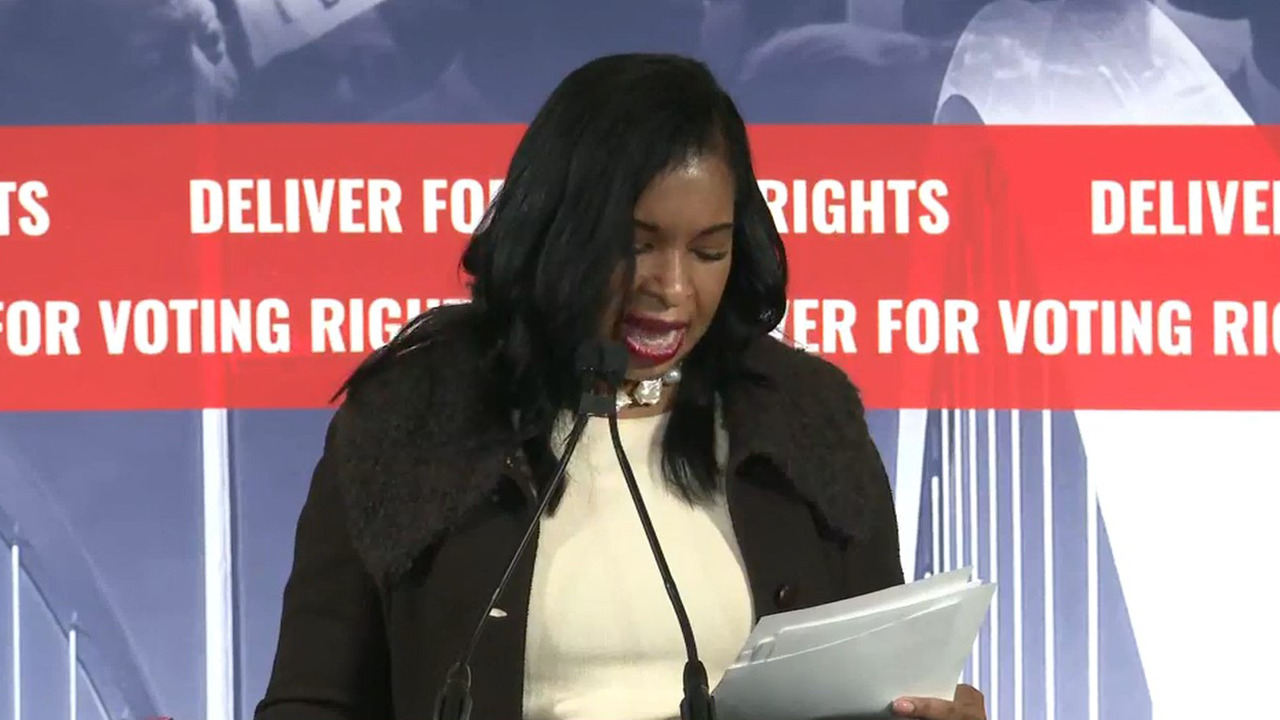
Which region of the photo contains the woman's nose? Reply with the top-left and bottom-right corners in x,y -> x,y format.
639,250 -> 692,305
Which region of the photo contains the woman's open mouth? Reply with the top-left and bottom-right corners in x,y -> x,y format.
621,315 -> 688,364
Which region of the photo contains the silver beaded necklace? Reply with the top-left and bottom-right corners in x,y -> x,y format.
616,365 -> 682,411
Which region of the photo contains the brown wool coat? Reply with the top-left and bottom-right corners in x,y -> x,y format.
256,307 -> 905,719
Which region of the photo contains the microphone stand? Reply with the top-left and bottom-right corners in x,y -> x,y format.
607,399 -> 717,720
434,344 -> 623,720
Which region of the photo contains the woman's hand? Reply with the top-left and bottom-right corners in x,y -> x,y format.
891,684 -> 986,720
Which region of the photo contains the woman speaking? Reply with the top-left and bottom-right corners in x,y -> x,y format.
255,53 -> 986,720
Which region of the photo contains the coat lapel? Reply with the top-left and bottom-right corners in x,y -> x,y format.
723,338 -> 884,542
331,307 -> 523,587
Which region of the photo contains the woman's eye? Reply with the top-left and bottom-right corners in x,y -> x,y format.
694,249 -> 728,262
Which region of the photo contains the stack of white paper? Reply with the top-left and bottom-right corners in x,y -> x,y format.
713,567 -> 995,720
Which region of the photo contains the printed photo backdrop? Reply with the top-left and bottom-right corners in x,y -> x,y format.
2,1 -> 1279,720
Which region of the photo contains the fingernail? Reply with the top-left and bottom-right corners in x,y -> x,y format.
894,699 -> 915,714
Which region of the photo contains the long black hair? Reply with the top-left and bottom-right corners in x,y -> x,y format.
346,53 -> 787,503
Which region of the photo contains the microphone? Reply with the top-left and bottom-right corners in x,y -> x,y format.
433,341 -> 626,720
604,348 -> 716,720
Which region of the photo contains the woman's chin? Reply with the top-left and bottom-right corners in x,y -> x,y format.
625,352 -> 683,381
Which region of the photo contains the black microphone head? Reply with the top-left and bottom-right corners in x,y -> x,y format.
574,341 -> 629,390
574,341 -> 603,375
599,342 -> 629,388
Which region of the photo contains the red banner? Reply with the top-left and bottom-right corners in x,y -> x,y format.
3,125 -> 1280,411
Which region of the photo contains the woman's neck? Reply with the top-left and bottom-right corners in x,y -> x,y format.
616,403 -> 670,419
